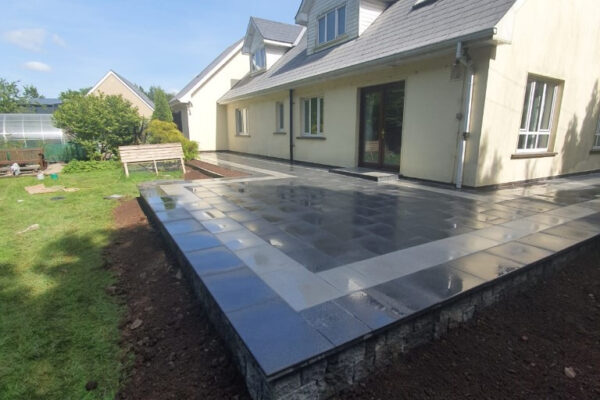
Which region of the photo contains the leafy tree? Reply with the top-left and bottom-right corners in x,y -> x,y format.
0,79 -> 45,112
145,120 -> 197,161
0,78 -> 21,113
23,85 -> 42,99
151,88 -> 173,122
140,85 -> 175,103
53,93 -> 141,160
59,87 -> 92,102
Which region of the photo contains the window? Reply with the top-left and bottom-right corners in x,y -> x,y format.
276,102 -> 285,132
302,97 -> 324,135
517,77 -> 558,152
594,116 -> 600,149
251,47 -> 266,72
235,108 -> 248,135
318,5 -> 346,45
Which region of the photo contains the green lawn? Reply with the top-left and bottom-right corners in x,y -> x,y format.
0,167 -> 179,400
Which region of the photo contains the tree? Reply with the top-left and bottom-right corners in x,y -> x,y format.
53,93 -> 141,160
146,120 -> 197,161
59,87 -> 92,102
0,79 -> 45,112
140,85 -> 175,103
0,78 -> 21,113
151,88 -> 173,122
22,85 -> 41,99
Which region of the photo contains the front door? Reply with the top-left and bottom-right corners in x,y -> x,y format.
359,81 -> 405,171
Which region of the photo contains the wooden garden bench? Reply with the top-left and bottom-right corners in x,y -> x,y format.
0,148 -> 45,168
118,143 -> 187,177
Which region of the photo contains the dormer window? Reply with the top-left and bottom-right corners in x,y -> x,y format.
318,5 -> 346,45
251,47 -> 266,72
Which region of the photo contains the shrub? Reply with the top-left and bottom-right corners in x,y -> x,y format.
63,160 -> 120,174
145,120 -> 198,161
53,92 -> 142,160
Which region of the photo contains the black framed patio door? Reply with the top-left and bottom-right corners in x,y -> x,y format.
359,81 -> 405,171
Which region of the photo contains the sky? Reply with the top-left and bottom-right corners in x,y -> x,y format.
1,0 -> 295,98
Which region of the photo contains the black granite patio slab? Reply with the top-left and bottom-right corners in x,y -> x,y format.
138,153 -> 600,399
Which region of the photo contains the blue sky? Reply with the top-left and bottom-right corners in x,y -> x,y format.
1,0 -> 294,98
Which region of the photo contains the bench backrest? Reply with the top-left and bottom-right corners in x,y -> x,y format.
0,148 -> 43,165
118,143 -> 184,163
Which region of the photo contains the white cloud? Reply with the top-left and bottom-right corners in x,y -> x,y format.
2,28 -> 46,51
51,33 -> 66,47
23,61 -> 52,72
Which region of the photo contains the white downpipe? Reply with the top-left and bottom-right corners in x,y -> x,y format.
455,47 -> 474,189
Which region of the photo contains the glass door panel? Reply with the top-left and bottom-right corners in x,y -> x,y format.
382,83 -> 404,168
359,81 -> 404,171
361,90 -> 382,165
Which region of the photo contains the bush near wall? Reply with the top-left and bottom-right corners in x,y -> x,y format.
145,120 -> 198,161
63,160 -> 120,174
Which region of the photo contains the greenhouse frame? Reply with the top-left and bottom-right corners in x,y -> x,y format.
0,114 -> 82,161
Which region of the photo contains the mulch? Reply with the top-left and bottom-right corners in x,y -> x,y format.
184,168 -> 210,180
107,199 -> 600,400
187,159 -> 248,178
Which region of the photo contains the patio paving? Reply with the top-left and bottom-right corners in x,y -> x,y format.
139,152 -> 600,398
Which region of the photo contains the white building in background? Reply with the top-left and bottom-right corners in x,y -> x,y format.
170,39 -> 249,152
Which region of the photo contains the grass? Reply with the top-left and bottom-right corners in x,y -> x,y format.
0,166 -> 180,400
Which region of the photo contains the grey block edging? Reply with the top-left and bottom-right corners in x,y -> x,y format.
138,194 -> 600,400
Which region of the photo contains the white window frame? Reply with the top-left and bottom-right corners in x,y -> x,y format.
302,97 -> 324,136
318,5 -> 346,45
594,115 -> 600,149
517,77 -> 559,153
276,102 -> 285,132
235,108 -> 248,136
251,47 -> 266,72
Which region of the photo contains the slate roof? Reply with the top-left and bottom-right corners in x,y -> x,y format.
251,17 -> 304,45
172,38 -> 244,103
111,70 -> 155,109
29,98 -> 62,106
220,0 -> 516,103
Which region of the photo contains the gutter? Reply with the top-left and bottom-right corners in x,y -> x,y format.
219,28 -> 497,104
454,41 -> 475,189
289,89 -> 294,163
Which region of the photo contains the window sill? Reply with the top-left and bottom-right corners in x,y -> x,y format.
273,131 -> 287,135
314,34 -> 349,52
236,134 -> 251,138
511,152 -> 557,159
590,148 -> 600,154
249,69 -> 266,77
296,135 -> 326,140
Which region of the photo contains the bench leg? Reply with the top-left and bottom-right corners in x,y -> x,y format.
124,162 -> 130,177
180,158 -> 186,174
153,160 -> 159,175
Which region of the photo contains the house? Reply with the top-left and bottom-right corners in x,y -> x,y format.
170,39 -> 249,151
25,98 -> 62,114
88,70 -> 155,119
183,0 -> 600,187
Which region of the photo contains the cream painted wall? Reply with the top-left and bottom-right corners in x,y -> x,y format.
185,51 -> 249,151
91,74 -> 154,118
225,54 -> 472,183
226,92 -> 291,160
477,0 -> 600,186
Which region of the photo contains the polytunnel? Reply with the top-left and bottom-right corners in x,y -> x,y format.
0,113 -> 65,145
0,114 -> 83,161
